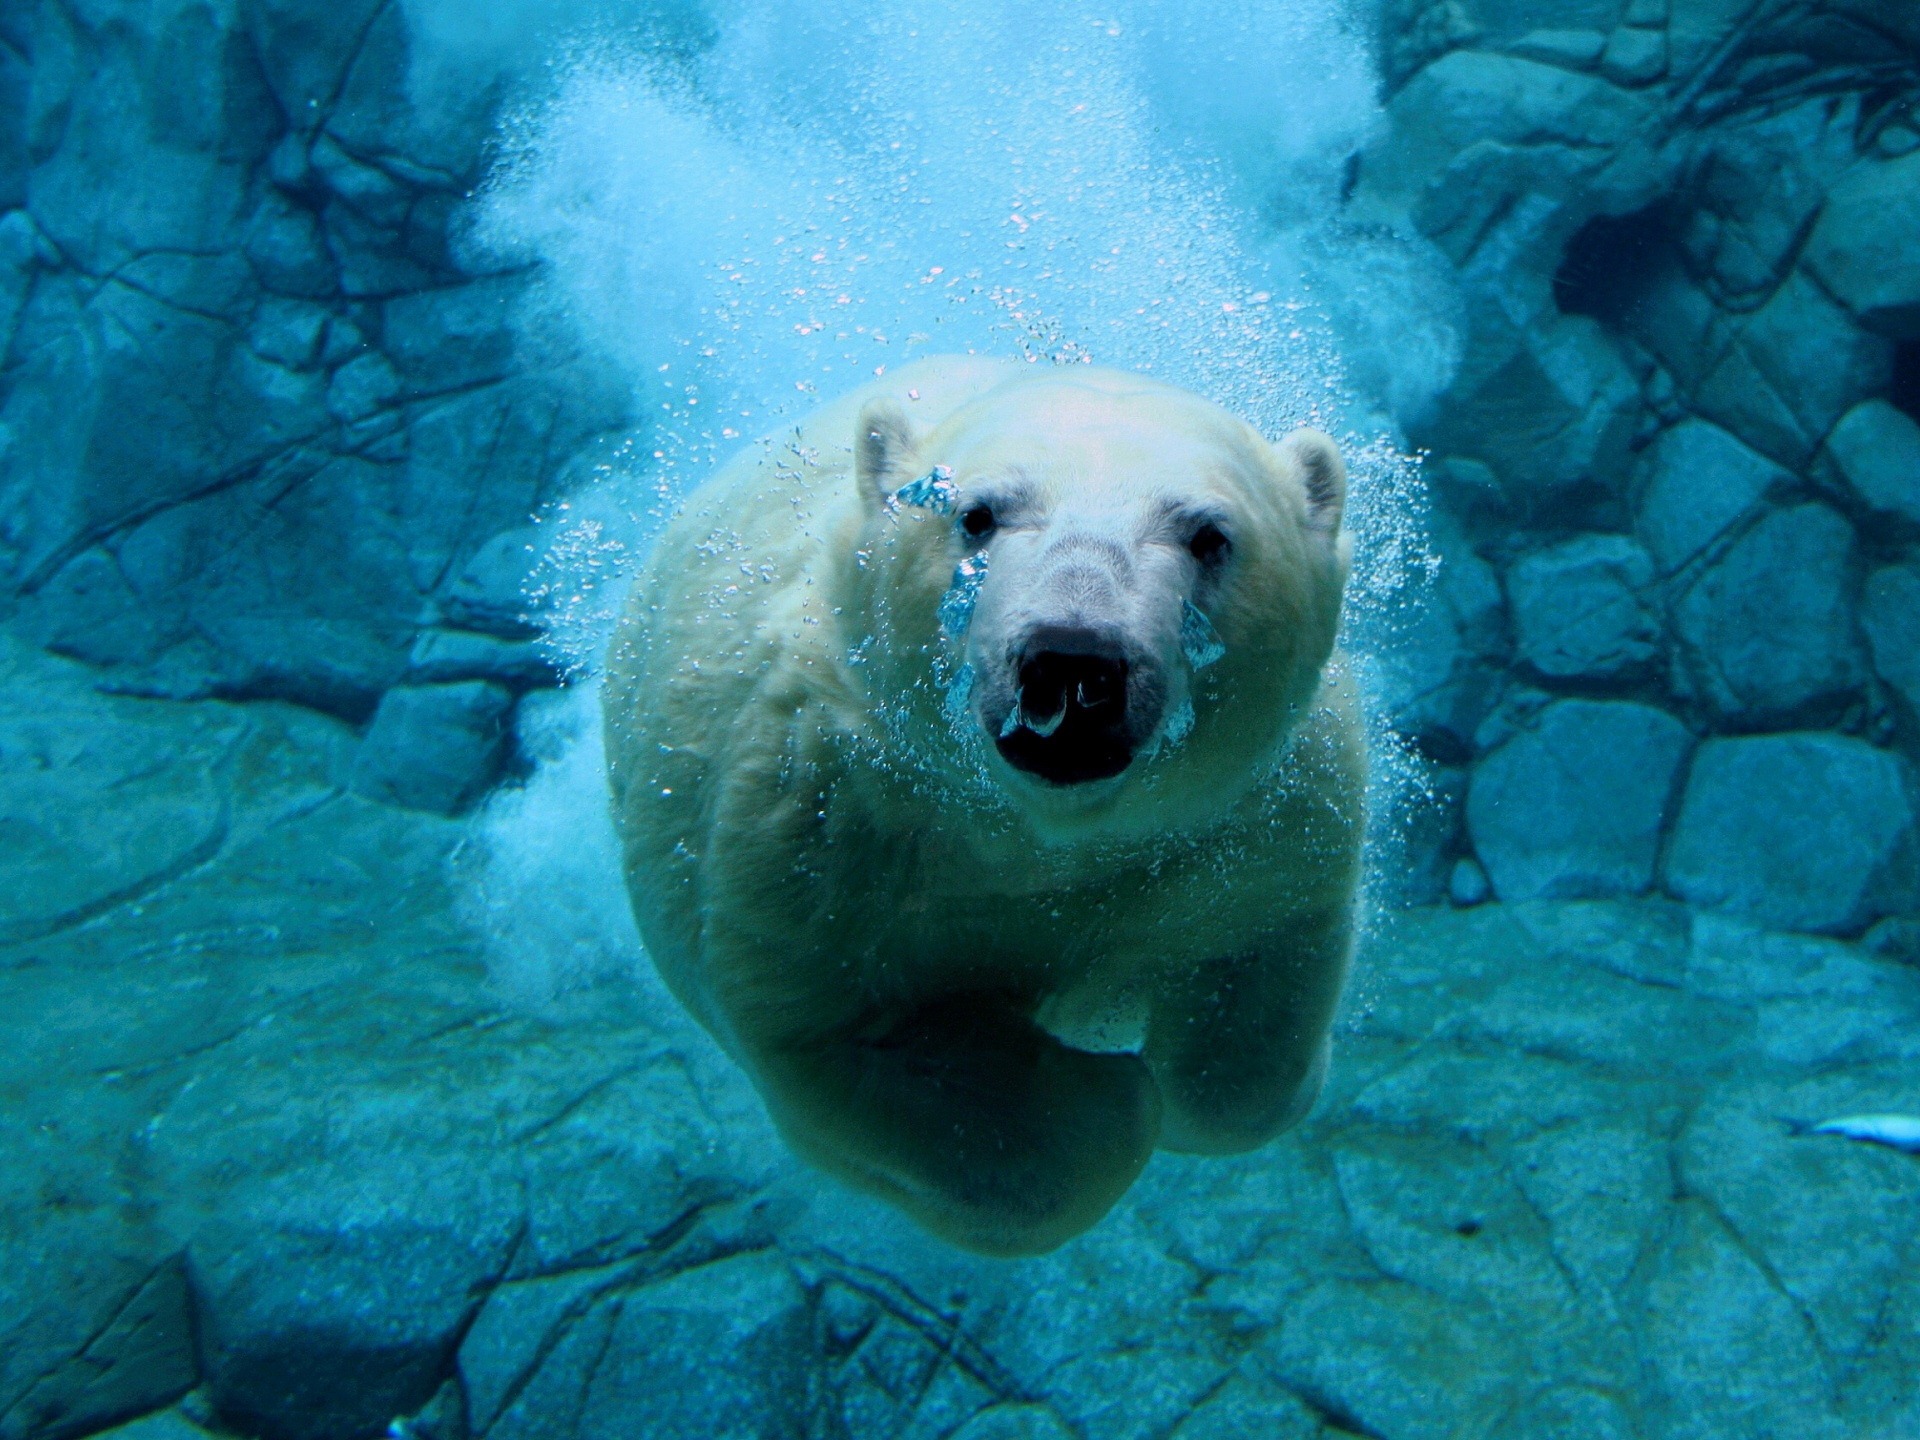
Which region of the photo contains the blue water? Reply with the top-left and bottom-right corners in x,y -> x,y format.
4,1 -> 1920,1438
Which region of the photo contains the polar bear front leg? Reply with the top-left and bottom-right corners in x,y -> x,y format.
754,995 -> 1162,1256
1144,906 -> 1352,1155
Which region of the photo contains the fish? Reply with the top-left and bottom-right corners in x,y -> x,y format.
1807,1114 -> 1920,1154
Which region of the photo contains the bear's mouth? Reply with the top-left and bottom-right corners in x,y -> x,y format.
994,650 -> 1135,785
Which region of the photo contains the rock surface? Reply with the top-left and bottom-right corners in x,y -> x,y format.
1802,150 -> 1920,340
1356,0 -> 1920,918
0,0 -> 611,727
4,638 -> 1918,1440
1665,502 -> 1867,729
1817,399 -> 1920,531
1467,698 -> 1693,901
349,680 -> 515,815
1665,731 -> 1920,935
1505,533 -> 1659,680
1863,560 -> 1920,731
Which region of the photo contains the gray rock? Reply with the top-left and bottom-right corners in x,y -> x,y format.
1502,1387 -> 1635,1440
243,195 -> 337,299
399,383 -> 595,598
0,1256 -> 198,1440
1632,418 -> 1796,575
0,642 -> 239,946
0,30 -> 24,210
1864,915 -> 1920,966
325,352 -> 402,424
1359,50 -> 1656,233
1676,98 -> 1861,313
1506,533 -> 1660,679
0,0 -> 622,721
1372,522 -> 1505,761
1665,732 -> 1920,934
326,198 -> 437,300
439,526 -> 546,638
0,209 -> 39,357
1802,151 -> 1920,340
1667,503 -> 1867,728
1599,26 -> 1666,85
1692,272 -> 1892,469
1256,1276 -> 1520,1440
191,1173 -> 519,1440
247,299 -> 329,371
1679,1082 -> 1920,1367
350,681 -> 514,814
407,629 -> 559,689
480,1253 -> 824,1440
310,132 -> 415,232
0,277 -> 329,589
22,6 -> 262,276
383,277 -> 521,395
1468,699 -> 1693,901
1164,1375 -> 1319,1440
1449,855 -> 1491,906
1816,398 -> 1920,530
7,629 -> 1920,1440
1426,315 -> 1642,508
949,1404 -> 1078,1440
827,1301 -> 1001,1440
73,1410 -> 221,1440
1381,765 -> 1466,907
1505,30 -> 1607,69
1639,1203 -> 1845,1440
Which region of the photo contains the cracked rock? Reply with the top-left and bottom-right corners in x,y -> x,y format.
1816,398 -> 1920,531
1632,417 -> 1797,576
1506,533 -> 1660,680
475,1252 -> 824,1440
1468,699 -> 1693,901
1863,559 -> 1920,726
1667,502 -> 1868,729
1802,150 -> 1920,341
1665,731 -> 1920,934
351,680 -> 514,814
439,528 -> 547,639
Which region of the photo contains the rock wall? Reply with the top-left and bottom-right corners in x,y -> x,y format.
3,630 -> 1917,1440
1363,0 -> 1920,935
0,0 -> 624,761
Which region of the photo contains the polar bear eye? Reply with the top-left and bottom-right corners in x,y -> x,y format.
960,503 -> 997,540
1188,522 -> 1230,564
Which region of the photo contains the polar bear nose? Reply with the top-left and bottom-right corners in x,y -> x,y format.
1020,650 -> 1128,725
996,629 -> 1137,785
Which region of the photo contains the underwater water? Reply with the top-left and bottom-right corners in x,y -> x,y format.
3,1 -> 1920,1438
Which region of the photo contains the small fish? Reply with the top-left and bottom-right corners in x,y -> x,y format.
1808,1114 -> 1920,1153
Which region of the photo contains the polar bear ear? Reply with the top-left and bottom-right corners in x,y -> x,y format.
856,399 -> 923,509
1279,428 -> 1346,538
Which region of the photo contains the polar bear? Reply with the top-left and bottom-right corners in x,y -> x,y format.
605,356 -> 1363,1255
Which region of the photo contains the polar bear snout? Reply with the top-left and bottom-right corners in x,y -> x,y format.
992,624 -> 1163,786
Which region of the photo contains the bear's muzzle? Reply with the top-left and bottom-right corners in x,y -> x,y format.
994,624 -> 1162,785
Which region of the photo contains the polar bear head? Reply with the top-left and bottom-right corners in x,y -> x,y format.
852,367 -> 1350,835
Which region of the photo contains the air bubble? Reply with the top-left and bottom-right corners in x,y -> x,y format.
937,551 -> 989,638
1180,600 -> 1226,671
893,466 -> 958,515
1163,696 -> 1195,744
944,662 -> 976,724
